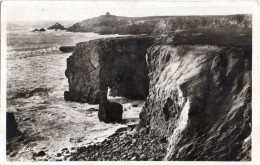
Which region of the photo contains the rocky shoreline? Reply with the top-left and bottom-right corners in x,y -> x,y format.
70,129 -> 167,161
7,14 -> 252,161
34,125 -> 167,161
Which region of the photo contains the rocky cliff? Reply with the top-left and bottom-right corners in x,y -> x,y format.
138,44 -> 251,160
65,36 -> 154,103
65,28 -> 251,160
67,14 -> 251,35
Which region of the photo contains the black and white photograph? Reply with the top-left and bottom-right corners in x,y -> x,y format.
0,0 -> 259,163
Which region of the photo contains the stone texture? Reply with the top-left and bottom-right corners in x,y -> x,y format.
65,36 -> 154,103
98,101 -> 123,123
63,28 -> 251,161
138,44 -> 252,160
61,131 -> 167,161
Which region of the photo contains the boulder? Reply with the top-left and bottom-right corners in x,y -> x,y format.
98,101 -> 123,123
59,46 -> 75,53
6,112 -> 18,139
37,151 -> 46,156
64,91 -> 71,101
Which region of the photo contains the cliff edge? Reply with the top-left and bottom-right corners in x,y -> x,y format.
67,14 -> 251,35
64,27 -> 251,160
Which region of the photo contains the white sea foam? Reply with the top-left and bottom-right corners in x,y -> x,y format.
6,23 -> 134,160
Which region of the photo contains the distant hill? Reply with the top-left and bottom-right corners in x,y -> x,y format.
67,14 -> 252,35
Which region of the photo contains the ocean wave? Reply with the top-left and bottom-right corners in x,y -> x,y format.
7,46 -> 61,59
7,87 -> 52,100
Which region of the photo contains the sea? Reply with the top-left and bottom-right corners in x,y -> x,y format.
6,21 -> 144,161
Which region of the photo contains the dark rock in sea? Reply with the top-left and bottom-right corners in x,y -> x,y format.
98,101 -> 123,123
48,23 -> 66,30
6,112 -> 18,139
39,28 -> 46,32
59,46 -> 75,53
64,91 -> 71,101
32,28 -> 46,32
37,151 -> 46,156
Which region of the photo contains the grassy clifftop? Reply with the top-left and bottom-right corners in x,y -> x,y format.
67,14 -> 251,34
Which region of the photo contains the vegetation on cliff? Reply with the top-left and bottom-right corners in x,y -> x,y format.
67,14 -> 251,35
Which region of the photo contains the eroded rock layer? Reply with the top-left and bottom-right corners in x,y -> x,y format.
65,36 -> 154,103
65,31 -> 251,160
138,44 -> 251,160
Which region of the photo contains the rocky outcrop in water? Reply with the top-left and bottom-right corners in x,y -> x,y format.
65,36 -> 154,103
98,101 -> 123,123
59,46 -> 75,53
7,112 -> 18,139
32,28 -> 46,32
48,23 -> 66,30
67,14 -> 251,35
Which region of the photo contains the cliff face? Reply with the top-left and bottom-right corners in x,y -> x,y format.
138,44 -> 251,160
65,29 -> 251,160
65,36 -> 154,103
67,14 -> 251,34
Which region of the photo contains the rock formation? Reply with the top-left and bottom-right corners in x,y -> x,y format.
48,23 -> 66,30
59,46 -> 75,53
65,36 -> 154,103
98,101 -> 123,123
138,44 -> 251,161
65,15 -> 252,160
32,28 -> 46,32
7,112 -> 18,139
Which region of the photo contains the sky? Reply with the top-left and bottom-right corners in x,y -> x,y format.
2,1 -> 253,22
